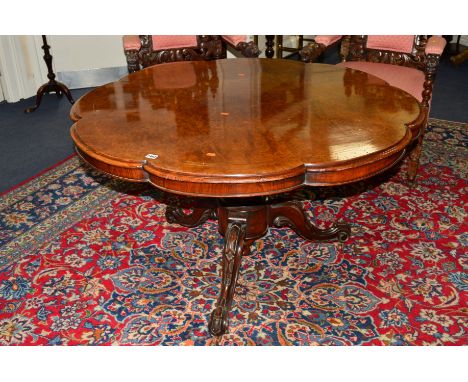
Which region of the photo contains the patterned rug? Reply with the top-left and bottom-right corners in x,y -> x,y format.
0,118 -> 466,345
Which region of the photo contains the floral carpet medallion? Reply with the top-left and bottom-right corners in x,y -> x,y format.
0,119 -> 467,345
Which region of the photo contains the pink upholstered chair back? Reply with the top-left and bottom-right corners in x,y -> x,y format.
123,35 -> 259,73
152,36 -> 198,50
147,35 -> 249,50
340,35 -> 430,72
366,35 -> 415,54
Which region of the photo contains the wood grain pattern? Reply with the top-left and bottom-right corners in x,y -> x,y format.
70,59 -> 421,197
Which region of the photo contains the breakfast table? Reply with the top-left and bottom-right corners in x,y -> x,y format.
70,58 -> 421,335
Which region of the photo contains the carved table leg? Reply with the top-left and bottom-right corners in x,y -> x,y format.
209,220 -> 251,336
269,201 -> 350,242
163,200 -> 350,337
165,206 -> 215,228
209,205 -> 268,336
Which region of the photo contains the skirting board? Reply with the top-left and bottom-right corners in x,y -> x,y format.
57,66 -> 129,89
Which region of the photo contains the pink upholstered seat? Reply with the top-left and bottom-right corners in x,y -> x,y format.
337,61 -> 425,102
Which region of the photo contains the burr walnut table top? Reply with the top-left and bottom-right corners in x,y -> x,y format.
70,58 -> 421,197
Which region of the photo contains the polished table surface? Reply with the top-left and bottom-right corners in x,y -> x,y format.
71,59 -> 421,197
70,59 -> 421,336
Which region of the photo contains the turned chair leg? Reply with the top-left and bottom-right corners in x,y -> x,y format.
407,135 -> 425,183
407,117 -> 429,184
406,108 -> 430,184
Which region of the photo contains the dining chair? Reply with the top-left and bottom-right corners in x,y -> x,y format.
300,35 -> 446,182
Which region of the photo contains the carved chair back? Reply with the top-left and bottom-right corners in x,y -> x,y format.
124,35 -> 260,73
137,35 -> 225,71
340,35 -> 428,70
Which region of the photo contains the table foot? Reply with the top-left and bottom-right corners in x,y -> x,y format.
165,206 -> 215,228
270,201 -> 350,242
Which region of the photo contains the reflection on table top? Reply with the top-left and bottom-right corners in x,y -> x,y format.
70,59 -> 421,196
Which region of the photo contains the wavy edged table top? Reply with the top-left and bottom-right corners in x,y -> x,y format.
70,59 -> 421,197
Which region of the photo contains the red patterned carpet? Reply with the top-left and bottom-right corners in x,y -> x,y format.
0,118 -> 466,345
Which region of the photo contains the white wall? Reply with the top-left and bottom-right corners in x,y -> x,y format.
0,35 -> 128,102
1,35 -> 467,103
0,36 -> 40,103
48,35 -> 126,72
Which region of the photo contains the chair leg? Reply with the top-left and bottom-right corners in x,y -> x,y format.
406,106 -> 430,184
407,126 -> 426,184
407,138 -> 422,183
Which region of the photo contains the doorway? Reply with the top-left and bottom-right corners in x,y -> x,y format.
0,79 -> 4,102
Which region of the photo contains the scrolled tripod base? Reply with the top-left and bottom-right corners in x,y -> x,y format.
165,200 -> 351,337
165,206 -> 215,227
25,80 -> 74,114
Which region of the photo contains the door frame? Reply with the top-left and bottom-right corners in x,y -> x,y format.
0,79 -> 4,102
0,35 -> 45,102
